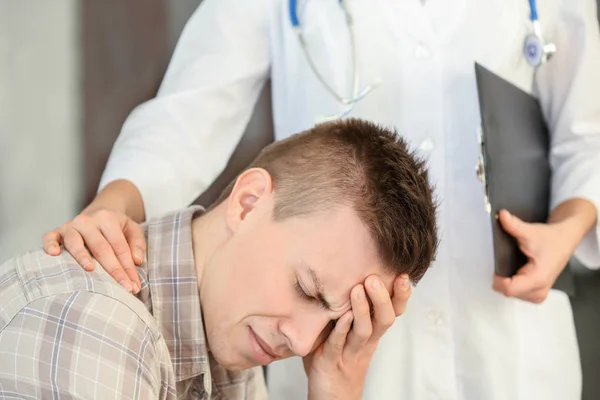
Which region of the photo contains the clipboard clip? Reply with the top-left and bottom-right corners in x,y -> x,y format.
476,126 -> 492,214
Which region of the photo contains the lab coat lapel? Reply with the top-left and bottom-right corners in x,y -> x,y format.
375,0 -> 434,45
374,0 -> 469,47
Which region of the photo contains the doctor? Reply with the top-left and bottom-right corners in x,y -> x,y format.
44,0 -> 600,399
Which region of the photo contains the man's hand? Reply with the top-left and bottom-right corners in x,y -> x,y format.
493,199 -> 597,303
305,274 -> 411,400
42,209 -> 145,293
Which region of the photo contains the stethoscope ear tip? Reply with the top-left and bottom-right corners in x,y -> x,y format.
372,77 -> 383,87
314,115 -> 329,124
314,114 -> 341,124
314,104 -> 355,124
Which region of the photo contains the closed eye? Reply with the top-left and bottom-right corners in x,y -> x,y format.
294,278 -> 311,300
294,278 -> 329,311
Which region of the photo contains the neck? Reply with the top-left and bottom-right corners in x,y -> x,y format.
191,203 -> 228,290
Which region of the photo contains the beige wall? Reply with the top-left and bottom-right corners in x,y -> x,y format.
0,0 -> 202,263
0,0 -> 81,262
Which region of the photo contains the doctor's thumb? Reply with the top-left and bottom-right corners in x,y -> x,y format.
498,209 -> 529,240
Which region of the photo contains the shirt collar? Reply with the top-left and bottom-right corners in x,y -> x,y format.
142,206 -> 210,383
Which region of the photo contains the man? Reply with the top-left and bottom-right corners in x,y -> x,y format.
44,0 -> 600,399
0,119 -> 438,399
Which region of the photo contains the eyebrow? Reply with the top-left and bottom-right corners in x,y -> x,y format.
304,264 -> 334,311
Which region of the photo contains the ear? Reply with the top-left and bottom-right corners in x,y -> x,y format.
224,168 -> 274,232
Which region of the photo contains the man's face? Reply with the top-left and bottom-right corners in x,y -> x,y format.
199,185 -> 394,371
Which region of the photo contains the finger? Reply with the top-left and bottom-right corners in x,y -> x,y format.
345,285 -> 372,355
495,275 -> 549,304
121,220 -> 146,289
322,311 -> 353,360
311,322 -> 334,354
62,228 -> 95,271
497,210 -> 532,251
97,218 -> 141,293
71,216 -> 134,293
123,220 -> 147,266
43,230 -> 64,256
391,274 -> 411,317
364,275 -> 396,341
523,288 -> 550,304
492,263 -> 544,299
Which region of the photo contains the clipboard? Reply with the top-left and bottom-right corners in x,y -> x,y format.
474,63 -> 575,296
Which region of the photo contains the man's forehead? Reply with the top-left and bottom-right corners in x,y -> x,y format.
300,260 -> 394,309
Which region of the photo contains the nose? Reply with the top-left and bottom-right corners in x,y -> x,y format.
280,312 -> 332,357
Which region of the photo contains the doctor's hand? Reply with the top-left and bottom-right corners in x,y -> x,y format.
492,208 -> 584,304
304,274 -> 410,400
43,209 -> 145,294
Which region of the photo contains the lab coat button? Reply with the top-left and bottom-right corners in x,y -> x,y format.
427,310 -> 444,326
419,137 -> 435,153
415,44 -> 432,59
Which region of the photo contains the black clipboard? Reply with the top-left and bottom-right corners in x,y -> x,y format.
474,63 -> 575,296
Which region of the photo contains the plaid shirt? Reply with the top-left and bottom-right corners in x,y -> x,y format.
0,206 -> 267,399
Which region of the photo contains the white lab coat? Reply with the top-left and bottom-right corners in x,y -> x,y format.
99,0 -> 600,399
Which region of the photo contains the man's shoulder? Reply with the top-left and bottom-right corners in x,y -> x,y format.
0,247 -> 158,337
0,277 -> 176,399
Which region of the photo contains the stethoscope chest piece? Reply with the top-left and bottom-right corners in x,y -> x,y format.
523,1 -> 557,68
523,32 -> 556,67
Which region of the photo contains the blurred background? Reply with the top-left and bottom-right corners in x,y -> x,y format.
0,0 -> 201,261
1,1 -> 600,399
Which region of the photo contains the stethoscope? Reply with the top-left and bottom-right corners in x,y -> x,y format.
289,0 -> 556,122
289,0 -> 380,122
524,0 -> 557,67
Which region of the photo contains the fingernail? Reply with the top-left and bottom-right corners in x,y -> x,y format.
356,287 -> 364,300
82,259 -> 92,269
134,249 -> 144,264
402,277 -> 410,289
134,282 -> 141,293
119,280 -> 133,293
372,279 -> 381,291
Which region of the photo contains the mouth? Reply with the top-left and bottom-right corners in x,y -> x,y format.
248,327 -> 278,365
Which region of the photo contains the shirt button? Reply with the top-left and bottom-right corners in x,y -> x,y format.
415,43 -> 432,59
419,137 -> 435,153
427,309 -> 444,326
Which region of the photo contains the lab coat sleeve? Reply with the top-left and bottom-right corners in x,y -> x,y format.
98,0 -> 274,218
536,0 -> 600,269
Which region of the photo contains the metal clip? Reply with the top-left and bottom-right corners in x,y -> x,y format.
476,126 -> 492,214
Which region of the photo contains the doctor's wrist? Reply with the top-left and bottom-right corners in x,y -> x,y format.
84,180 -> 146,222
547,198 -> 598,251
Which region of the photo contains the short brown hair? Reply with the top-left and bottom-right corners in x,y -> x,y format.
214,119 -> 438,284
